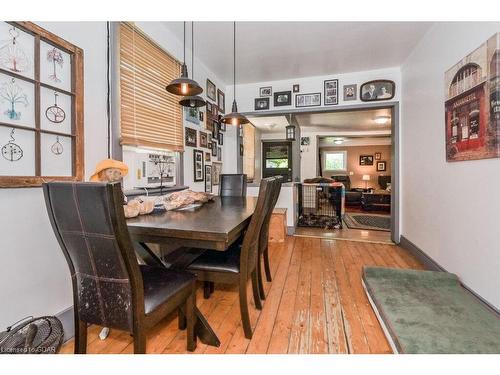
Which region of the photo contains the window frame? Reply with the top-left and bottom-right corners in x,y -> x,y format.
322,150 -> 347,172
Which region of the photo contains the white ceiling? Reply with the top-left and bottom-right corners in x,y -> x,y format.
248,108 -> 392,134
162,22 -> 432,85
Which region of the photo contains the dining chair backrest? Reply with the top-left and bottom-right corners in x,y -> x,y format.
239,177 -> 275,279
259,176 -> 283,251
43,181 -> 143,331
219,174 -> 247,197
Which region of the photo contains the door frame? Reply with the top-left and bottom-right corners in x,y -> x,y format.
242,101 -> 400,243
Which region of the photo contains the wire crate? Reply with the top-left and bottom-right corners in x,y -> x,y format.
297,183 -> 344,229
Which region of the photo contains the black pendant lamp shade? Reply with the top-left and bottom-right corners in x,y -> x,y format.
179,94 -> 206,108
222,99 -> 249,126
166,22 -> 203,97
221,22 -> 249,126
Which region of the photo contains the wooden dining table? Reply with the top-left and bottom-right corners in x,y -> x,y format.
126,196 -> 257,347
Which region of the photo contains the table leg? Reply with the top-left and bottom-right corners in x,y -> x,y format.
134,242 -> 221,347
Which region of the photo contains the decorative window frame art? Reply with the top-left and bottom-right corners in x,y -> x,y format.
0,21 -> 84,188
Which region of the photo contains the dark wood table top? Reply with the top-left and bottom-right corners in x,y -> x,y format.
127,196 -> 257,251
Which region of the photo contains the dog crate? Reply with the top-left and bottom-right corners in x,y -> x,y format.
297,183 -> 344,229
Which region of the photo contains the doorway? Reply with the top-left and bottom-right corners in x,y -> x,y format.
262,141 -> 293,182
244,102 -> 400,244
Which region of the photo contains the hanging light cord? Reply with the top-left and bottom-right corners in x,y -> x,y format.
106,21 -> 111,159
183,21 -> 186,64
192,22 -> 194,79
233,21 -> 236,103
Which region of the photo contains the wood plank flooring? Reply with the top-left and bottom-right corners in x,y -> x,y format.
60,237 -> 424,354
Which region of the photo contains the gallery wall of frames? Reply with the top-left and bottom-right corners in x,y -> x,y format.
0,22 -> 84,187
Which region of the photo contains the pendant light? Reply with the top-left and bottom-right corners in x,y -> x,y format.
221,22 -> 249,126
166,21 -> 203,96
179,22 -> 206,107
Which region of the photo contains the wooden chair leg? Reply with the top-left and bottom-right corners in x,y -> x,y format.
178,307 -> 187,330
74,318 -> 87,354
264,247 -> 272,282
251,270 -> 263,310
133,327 -> 146,354
239,279 -> 253,339
257,255 -> 266,300
209,281 -> 215,294
203,281 -> 211,299
185,285 -> 197,352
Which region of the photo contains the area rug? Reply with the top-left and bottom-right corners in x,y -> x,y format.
343,213 -> 390,231
362,266 -> 500,354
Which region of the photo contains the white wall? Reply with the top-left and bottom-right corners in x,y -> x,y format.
226,67 -> 401,114
401,22 -> 500,309
0,22 -> 108,326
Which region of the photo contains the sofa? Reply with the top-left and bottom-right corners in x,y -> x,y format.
331,175 -> 365,206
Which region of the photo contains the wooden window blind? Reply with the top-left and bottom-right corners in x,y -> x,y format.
119,23 -> 183,151
243,123 -> 255,181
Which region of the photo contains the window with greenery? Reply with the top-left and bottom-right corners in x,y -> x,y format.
323,150 -> 347,171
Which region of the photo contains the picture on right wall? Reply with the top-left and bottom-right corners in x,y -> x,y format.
444,32 -> 500,162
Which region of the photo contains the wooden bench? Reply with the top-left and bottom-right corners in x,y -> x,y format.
269,208 -> 287,243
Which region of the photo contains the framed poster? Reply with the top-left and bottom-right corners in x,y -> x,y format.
343,84 -> 357,101
274,91 -> 291,106
376,161 -> 387,172
445,32 -> 500,162
185,127 -> 197,147
217,89 -> 225,114
206,79 -> 216,101
193,149 -> 204,182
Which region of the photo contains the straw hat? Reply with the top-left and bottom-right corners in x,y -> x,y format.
90,158 -> 129,182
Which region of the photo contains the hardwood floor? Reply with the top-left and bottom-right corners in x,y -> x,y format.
60,237 -> 423,354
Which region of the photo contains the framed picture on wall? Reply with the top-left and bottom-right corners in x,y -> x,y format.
212,162 -> 222,186
205,164 -> 212,193
359,155 -> 374,166
376,161 -> 387,172
217,147 -> 222,161
274,91 -> 291,106
205,152 -> 211,162
211,141 -> 217,156
199,131 -> 208,148
296,93 -> 321,108
185,127 -> 197,147
193,149 -> 204,182
375,152 -> 381,160
206,79 -> 216,101
343,84 -> 357,101
217,89 -> 225,114
324,79 -> 338,105
255,97 -> 270,110
218,132 -> 224,145
259,86 -> 272,97
360,80 -> 395,101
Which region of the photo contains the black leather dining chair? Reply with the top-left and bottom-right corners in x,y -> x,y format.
219,174 -> 247,197
186,177 -> 275,339
43,181 -> 197,353
256,175 -> 283,300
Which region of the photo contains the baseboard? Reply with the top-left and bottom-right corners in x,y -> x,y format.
56,306 -> 74,343
400,235 -> 500,316
399,236 -> 444,272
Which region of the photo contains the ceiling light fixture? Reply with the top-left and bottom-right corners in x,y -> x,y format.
179,22 -> 206,108
166,21 -> 203,97
374,115 -> 391,125
221,22 -> 249,126
333,139 -> 344,145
